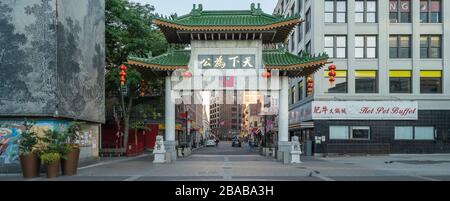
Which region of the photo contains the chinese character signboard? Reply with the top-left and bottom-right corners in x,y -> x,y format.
199,55 -> 256,69
311,101 -> 418,120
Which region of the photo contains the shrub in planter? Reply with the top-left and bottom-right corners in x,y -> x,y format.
40,152 -> 61,178
60,122 -> 82,176
18,121 -> 40,178
39,129 -> 65,178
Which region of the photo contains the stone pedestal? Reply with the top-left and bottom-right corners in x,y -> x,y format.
277,141 -> 291,164
164,140 -> 177,163
153,136 -> 166,163
153,151 -> 166,163
290,151 -> 302,163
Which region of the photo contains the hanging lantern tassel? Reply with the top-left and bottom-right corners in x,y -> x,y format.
307,76 -> 314,96
119,64 -> 127,86
328,64 -> 336,86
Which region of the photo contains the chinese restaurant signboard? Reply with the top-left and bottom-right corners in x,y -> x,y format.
290,101 -> 418,123
312,101 -> 418,120
198,55 -> 256,69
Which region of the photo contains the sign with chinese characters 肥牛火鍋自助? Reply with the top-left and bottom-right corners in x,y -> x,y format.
198,55 -> 256,69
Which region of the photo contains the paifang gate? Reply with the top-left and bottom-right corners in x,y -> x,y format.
127,4 -> 329,163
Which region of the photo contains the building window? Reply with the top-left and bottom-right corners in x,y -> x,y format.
325,0 -> 347,23
291,86 -> 296,104
415,127 -> 435,140
330,126 -> 370,140
305,41 -> 311,54
329,126 -> 349,139
420,70 -> 442,93
324,35 -> 347,58
298,23 -> 303,43
389,0 -> 411,23
395,127 -> 413,140
290,33 -> 295,52
351,126 -> 370,140
420,0 -> 441,23
390,35 -> 411,58
355,70 -> 378,93
395,126 -> 436,140
420,35 -> 441,58
355,0 -> 377,23
324,70 -> 348,93
298,80 -> 304,101
390,70 -> 412,93
355,35 -> 377,58
305,8 -> 311,33
298,0 -> 302,13
290,3 -> 295,17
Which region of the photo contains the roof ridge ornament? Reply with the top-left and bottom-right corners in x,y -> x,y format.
191,4 -> 203,17
146,51 -> 153,58
251,3 -> 263,16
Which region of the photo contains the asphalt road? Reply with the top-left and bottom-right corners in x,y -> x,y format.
2,141 -> 450,181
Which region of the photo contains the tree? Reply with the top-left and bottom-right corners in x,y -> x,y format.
105,0 -> 168,69
105,0 -> 179,153
105,66 -> 142,152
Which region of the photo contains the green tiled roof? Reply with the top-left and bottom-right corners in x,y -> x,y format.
156,5 -> 300,27
127,50 -> 190,70
262,49 -> 329,67
154,4 -> 301,44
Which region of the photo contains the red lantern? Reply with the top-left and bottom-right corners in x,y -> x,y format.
262,70 -> 272,78
328,64 -> 337,84
328,64 -> 336,71
119,64 -> 127,86
182,71 -> 192,78
328,70 -> 336,77
307,77 -> 314,95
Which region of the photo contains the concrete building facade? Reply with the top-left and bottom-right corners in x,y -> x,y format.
0,0 -> 105,172
275,0 -> 450,154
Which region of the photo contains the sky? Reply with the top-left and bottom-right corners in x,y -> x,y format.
130,0 -> 277,16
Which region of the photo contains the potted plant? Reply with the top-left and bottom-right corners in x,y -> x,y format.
40,152 -> 61,178
39,129 -> 64,178
18,121 -> 40,178
60,122 -> 82,176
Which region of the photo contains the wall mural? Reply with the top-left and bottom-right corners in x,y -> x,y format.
0,0 -> 105,123
0,120 -> 68,164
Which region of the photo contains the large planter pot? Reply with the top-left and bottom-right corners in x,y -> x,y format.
45,160 -> 60,179
19,154 -> 40,178
61,148 -> 80,176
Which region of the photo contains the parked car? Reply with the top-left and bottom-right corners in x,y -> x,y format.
232,138 -> 241,147
206,139 -> 216,147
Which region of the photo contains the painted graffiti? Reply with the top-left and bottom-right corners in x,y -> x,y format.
0,120 -> 68,164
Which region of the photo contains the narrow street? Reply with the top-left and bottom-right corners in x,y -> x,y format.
2,142 -> 450,181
